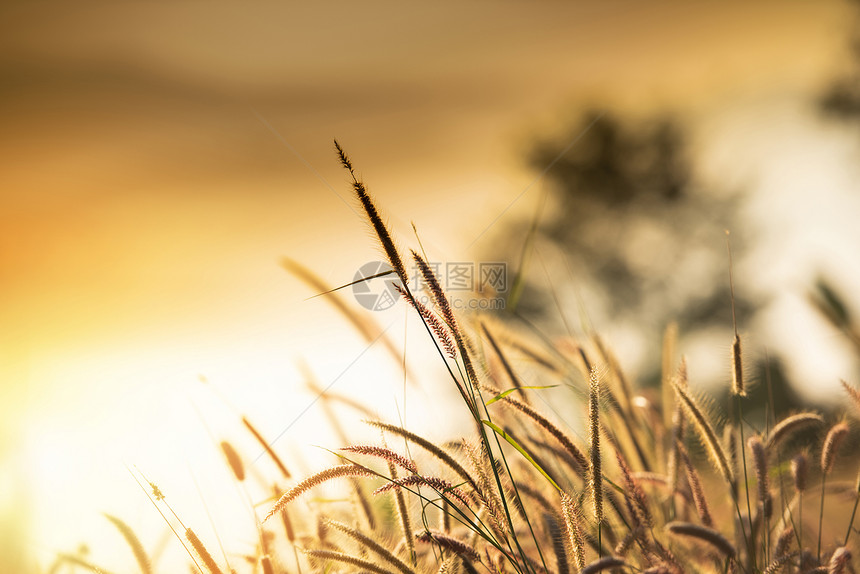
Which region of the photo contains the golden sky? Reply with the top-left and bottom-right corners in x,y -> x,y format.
0,1 -> 854,572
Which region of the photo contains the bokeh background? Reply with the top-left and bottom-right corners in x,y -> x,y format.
3,1 -> 860,572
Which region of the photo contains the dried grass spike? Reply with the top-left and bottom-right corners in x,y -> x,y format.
763,552 -> 797,574
412,251 -> 455,329
482,382 -> 589,475
103,514 -> 151,574
260,555 -> 274,574
365,421 -> 479,493
545,513 -> 568,574
341,445 -> 418,475
616,451 -> 654,528
748,435 -> 771,518
323,517 -> 415,574
560,491 -> 586,571
264,464 -> 375,522
185,528 -> 224,574
334,139 -> 408,285
673,382 -> 734,485
665,522 -> 736,558
841,380 -> 860,417
731,334 -> 745,397
774,525 -> 795,560
676,441 -> 713,527
766,412 -> 824,450
303,549 -> 399,574
828,547 -> 851,574
271,485 -> 295,542
416,531 -> 481,564
589,367 -> 603,524
394,284 -> 457,359
242,416 -> 290,478
581,556 -> 626,574
219,441 -> 244,482
374,475 -> 471,508
821,422 -> 850,474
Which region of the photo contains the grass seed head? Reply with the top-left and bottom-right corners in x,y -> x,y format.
219,441 -> 245,482
731,334 -> 746,397
821,422 -> 850,474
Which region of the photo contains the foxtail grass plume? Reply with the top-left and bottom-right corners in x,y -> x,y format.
581,556 -> 627,574
748,435 -> 771,519
589,367 -> 604,524
103,514 -> 151,574
323,517 -> 415,574
792,453 -> 808,493
415,531 -> 482,564
242,416 -> 290,478
394,283 -> 457,359
219,441 -> 244,482
260,555 -> 274,574
821,422 -> 850,475
374,475 -> 471,508
767,412 -> 824,450
666,522 -> 736,558
271,485 -> 295,543
560,491 -> 586,572
731,334 -> 745,397
673,381 -> 734,485
341,445 -> 418,475
482,382 -> 589,476
365,420 -> 480,493
185,528 -> 224,574
334,139 -> 408,287
829,546 -> 852,574
676,440 -> 713,527
841,379 -> 860,417
264,464 -> 375,522
303,549 -> 401,574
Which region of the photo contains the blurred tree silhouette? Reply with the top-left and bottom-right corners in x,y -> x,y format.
501,112 -> 748,345
820,3 -> 860,121
488,110 -> 820,421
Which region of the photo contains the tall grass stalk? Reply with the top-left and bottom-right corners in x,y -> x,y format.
94,147 -> 860,574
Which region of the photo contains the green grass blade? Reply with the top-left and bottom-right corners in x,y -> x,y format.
481,420 -> 561,491
485,385 -> 558,405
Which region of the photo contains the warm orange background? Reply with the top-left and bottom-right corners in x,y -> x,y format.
1,1 -> 855,572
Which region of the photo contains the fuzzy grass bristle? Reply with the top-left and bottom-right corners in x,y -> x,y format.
560,491 -> 587,572
341,444 -> 418,475
89,154 -> 860,574
731,334 -> 745,397
673,381 -> 734,485
821,422 -> 850,474
185,528 -> 224,574
588,367 -> 604,525
264,464 -> 375,522
103,514 -> 151,574
334,139 -> 408,286
748,435 -> 771,519
767,412 -> 824,450
666,522 -> 736,558
219,441 -> 244,482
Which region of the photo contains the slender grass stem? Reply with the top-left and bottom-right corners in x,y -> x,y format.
736,395 -> 756,571
799,490 -> 804,554
843,472 -> 860,545
818,473 -> 827,562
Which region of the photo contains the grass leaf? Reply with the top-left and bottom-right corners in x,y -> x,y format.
485,385 -> 558,405
481,420 -> 561,491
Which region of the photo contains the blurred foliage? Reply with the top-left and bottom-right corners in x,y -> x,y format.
820,2 -> 860,120
494,112 -> 756,380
